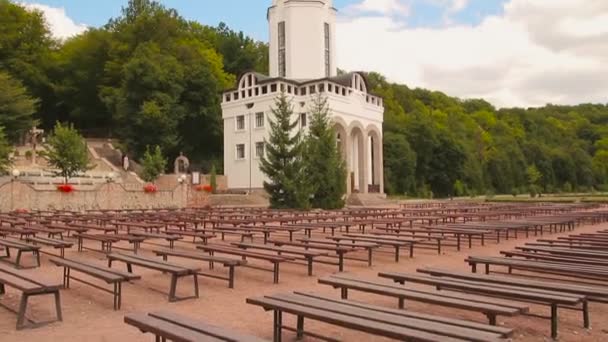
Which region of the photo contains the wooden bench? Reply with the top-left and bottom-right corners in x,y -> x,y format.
232,242 -> 328,276
25,236 -> 73,258
247,292 -> 511,342
379,271 -> 586,339
49,257 -> 139,310
24,224 -> 65,239
318,274 -> 527,325
327,234 -> 417,261
0,238 -> 41,269
196,244 -> 293,283
107,252 -> 200,302
0,263 -> 62,330
165,229 -> 215,244
270,239 -> 373,272
129,231 -> 182,248
465,255 -> 608,281
152,248 -> 245,288
125,311 -> 269,342
73,233 -> 120,253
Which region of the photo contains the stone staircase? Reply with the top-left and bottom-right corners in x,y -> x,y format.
346,193 -> 396,207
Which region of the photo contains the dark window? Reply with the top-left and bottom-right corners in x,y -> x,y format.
236,144 -> 245,159
310,85 -> 316,94
301,87 -> 307,95
300,113 -> 307,127
236,115 -> 245,130
271,84 -> 277,92
278,22 -> 286,77
255,142 -> 265,158
262,86 -> 268,94
255,112 -> 264,128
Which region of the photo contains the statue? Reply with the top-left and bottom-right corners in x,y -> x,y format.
28,126 -> 44,165
174,152 -> 190,174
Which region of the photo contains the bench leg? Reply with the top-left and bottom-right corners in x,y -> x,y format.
340,287 -> 348,299
296,315 -> 304,340
35,250 -> 41,267
0,283 -> 4,295
368,248 -> 373,266
273,310 -> 283,342
273,262 -> 280,284
551,304 -> 558,339
583,300 -> 590,329
15,250 -> 22,268
16,294 -> 29,330
193,274 -> 199,298
486,314 -> 496,326
338,252 -> 344,272
398,297 -> 405,309
228,266 -> 235,289
307,257 -> 313,276
54,291 -> 63,322
169,275 -> 178,302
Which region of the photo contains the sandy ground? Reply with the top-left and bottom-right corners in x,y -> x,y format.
1,221 -> 607,341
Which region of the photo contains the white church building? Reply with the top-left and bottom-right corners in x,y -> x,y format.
222,0 -> 384,194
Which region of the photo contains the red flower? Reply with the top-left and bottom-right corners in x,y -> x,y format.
57,184 -> 74,193
14,208 -> 29,214
195,184 -> 213,193
143,184 -> 157,193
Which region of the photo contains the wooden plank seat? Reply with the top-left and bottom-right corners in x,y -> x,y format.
297,237 -> 378,268
0,263 -> 62,330
165,229 -> 215,244
152,248 -> 245,288
68,223 -> 118,234
417,267 -> 608,303
247,291 -> 511,342
49,257 -> 139,310
111,234 -> 147,254
500,250 -> 608,267
46,223 -> 88,236
129,231 -> 183,248
465,256 -> 608,281
327,234 -> 418,261
200,227 -> 256,242
515,245 -> 608,259
125,311 -> 269,342
196,244 -> 293,283
73,233 -> 120,253
0,226 -> 36,239
318,274 -> 528,325
231,242 -> 328,276
25,236 -> 73,257
378,271 -> 585,339
0,238 -> 41,269
107,252 -> 200,302
23,224 -> 65,239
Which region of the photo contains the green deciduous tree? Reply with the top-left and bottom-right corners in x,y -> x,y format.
42,122 -> 91,183
0,71 -> 38,143
260,93 -> 310,209
140,145 -> 166,183
526,164 -> 542,197
0,127 -> 12,173
304,95 -> 346,209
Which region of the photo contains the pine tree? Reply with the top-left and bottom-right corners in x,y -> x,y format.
304,94 -> 347,209
260,93 -> 311,209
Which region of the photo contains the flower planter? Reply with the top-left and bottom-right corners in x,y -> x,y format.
143,184 -> 158,193
195,184 -> 213,193
57,184 -> 75,193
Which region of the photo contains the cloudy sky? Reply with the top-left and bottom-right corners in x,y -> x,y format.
20,0 -> 608,108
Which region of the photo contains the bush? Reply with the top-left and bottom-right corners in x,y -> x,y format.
529,185 -> 538,198
140,146 -> 166,183
562,182 -> 573,193
209,164 -> 217,193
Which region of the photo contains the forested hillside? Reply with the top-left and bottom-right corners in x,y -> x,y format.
1,0 -> 607,197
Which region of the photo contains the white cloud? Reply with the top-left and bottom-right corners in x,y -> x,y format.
346,0 -> 410,17
22,3 -> 88,39
336,0 -> 608,108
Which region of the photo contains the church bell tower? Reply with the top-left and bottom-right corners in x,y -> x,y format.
268,0 -> 337,80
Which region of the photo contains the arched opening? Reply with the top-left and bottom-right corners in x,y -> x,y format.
367,129 -> 382,193
350,126 -> 366,193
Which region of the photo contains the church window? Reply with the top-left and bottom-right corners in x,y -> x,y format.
236,115 -> 245,130
236,144 -> 246,160
300,113 -> 307,127
255,142 -> 265,158
319,84 -> 325,92
328,84 -> 333,92
301,87 -> 307,96
255,112 -> 264,128
278,21 -> 286,77
271,84 -> 277,92
309,85 -> 316,94
261,85 -> 268,94
324,23 -> 330,77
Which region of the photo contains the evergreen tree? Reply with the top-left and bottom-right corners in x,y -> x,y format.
42,122 -> 91,183
304,94 -> 346,209
260,93 -> 310,209
140,145 -> 166,183
0,127 -> 12,173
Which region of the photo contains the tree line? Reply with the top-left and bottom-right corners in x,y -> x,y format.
1,0 -> 607,198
